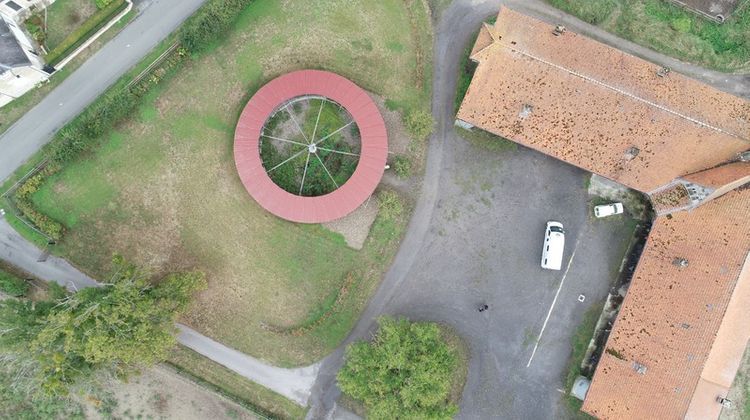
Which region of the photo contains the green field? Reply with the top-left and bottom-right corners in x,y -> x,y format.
28,0 -> 430,367
548,0 -> 750,72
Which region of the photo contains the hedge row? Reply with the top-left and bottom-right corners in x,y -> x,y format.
179,0 -> 253,53
50,46 -> 187,164
13,164 -> 64,240
15,0 -> 252,240
46,0 -> 127,67
14,47 -> 187,238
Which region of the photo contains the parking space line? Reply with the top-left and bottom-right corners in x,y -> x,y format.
526,237 -> 580,368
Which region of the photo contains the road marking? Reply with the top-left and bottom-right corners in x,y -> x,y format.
526,237 -> 580,368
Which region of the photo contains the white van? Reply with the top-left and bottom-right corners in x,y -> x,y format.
541,221 -> 565,270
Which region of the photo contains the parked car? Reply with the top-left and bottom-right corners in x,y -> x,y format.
541,221 -> 565,270
594,202 -> 623,218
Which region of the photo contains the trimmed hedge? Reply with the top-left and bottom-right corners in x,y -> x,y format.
45,0 -> 127,66
13,163 -> 64,240
179,0 -> 253,53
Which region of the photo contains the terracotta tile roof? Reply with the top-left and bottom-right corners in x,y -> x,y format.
456,8 -> 750,193
457,8 -> 750,420
581,188 -> 750,419
682,161 -> 750,191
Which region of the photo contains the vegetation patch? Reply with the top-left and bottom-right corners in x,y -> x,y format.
561,302 -> 603,418
547,0 -> 750,72
261,98 -> 359,196
338,317 -> 464,420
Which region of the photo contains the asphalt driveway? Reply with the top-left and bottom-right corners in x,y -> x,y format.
381,136 -> 634,418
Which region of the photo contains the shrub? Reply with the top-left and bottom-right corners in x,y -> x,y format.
338,317 -> 458,420
45,0 -> 127,66
378,190 -> 403,221
0,270 -> 29,297
404,109 -> 434,141
179,0 -> 254,53
393,155 -> 413,178
13,164 -> 65,240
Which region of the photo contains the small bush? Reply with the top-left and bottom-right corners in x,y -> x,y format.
404,109 -> 434,141
45,0 -> 127,66
0,270 -> 29,297
393,155 -> 413,178
378,190 -> 403,221
179,0 -> 254,53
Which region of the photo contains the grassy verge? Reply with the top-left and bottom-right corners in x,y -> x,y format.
455,126 -> 517,153
442,325 -> 469,405
455,38 -> 477,113
0,8 -> 136,136
42,0 -> 100,51
166,345 -> 306,420
45,0 -> 128,66
561,302 -> 602,419
15,0 -> 431,367
547,0 -> 750,73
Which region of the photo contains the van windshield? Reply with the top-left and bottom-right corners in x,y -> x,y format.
550,226 -> 564,233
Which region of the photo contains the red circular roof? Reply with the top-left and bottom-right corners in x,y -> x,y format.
234,70 -> 388,223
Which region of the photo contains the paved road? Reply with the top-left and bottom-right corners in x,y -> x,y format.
306,1 -> 749,418
0,0 -> 206,183
0,218 -> 98,289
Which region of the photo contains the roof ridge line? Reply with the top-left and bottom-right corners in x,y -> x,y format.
498,42 -> 747,142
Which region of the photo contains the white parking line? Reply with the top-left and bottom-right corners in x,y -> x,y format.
526,237 -> 580,368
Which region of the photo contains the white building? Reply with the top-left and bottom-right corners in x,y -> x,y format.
0,0 -> 53,107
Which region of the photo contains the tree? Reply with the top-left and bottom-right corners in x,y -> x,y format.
0,257 -> 206,395
337,317 -> 458,420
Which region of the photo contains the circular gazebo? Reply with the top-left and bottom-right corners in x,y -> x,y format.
234,70 -> 388,223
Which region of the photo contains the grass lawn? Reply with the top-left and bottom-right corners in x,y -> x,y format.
167,345 -> 307,419
29,0 -> 431,367
547,0 -> 750,72
43,0 -> 99,51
